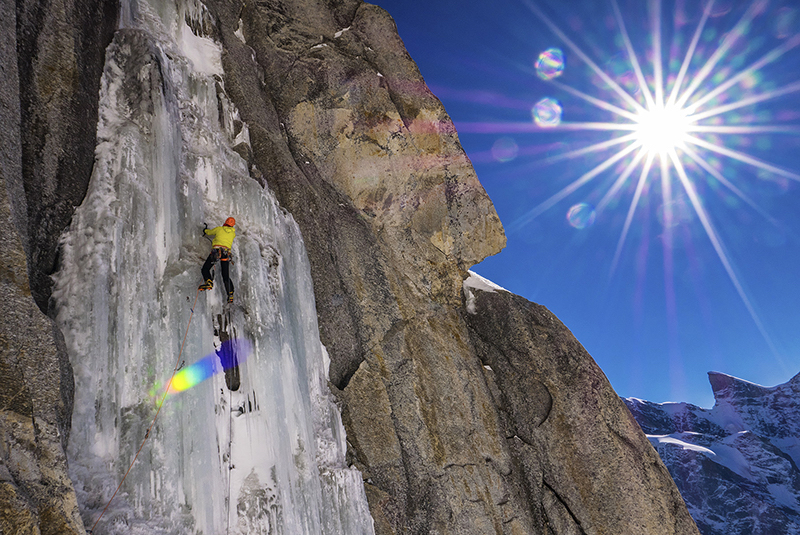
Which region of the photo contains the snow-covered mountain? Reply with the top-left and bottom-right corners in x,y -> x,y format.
625,372 -> 800,535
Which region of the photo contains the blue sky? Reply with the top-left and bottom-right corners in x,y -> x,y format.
370,0 -> 800,407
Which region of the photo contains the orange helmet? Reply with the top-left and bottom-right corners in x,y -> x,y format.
224,217 -> 235,227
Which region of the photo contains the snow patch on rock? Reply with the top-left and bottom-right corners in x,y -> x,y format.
463,270 -> 507,314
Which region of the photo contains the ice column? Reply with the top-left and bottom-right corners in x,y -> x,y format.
51,0 -> 374,533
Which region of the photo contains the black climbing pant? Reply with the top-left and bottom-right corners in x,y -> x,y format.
202,247 -> 234,295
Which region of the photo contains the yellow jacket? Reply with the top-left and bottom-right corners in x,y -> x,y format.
204,225 -> 235,249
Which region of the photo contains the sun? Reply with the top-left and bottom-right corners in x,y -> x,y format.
634,103 -> 692,157
515,0 -> 800,357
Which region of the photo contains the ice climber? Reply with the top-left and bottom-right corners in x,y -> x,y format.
199,217 -> 236,303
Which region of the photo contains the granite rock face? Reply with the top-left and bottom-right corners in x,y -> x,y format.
204,1 -> 698,532
0,0 -> 116,532
626,372 -> 800,535
464,274 -> 700,535
0,225 -> 81,535
15,0 -> 118,312
207,2 -> 514,530
206,0 -> 506,390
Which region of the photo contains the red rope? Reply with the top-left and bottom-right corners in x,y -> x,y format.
90,287 -> 201,533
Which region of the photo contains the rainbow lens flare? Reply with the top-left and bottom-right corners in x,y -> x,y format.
567,202 -> 597,229
532,97 -> 563,127
167,339 -> 252,394
491,137 -> 520,162
535,48 -> 565,80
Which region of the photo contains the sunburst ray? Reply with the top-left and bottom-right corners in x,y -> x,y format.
611,0 -> 656,108
685,134 -> 800,181
537,133 -> 640,166
550,80 -> 641,121
597,148 -> 648,212
668,149 -> 782,358
518,0 -> 799,360
512,141 -> 640,230
611,153 -> 656,273
522,0 -> 645,113
650,0 -> 665,106
680,143 -> 782,228
688,80 -> 800,123
666,0 -> 716,106
675,0 -> 768,108
688,125 -> 800,134
685,33 -> 800,114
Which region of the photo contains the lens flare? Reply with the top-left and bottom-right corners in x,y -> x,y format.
167,339 -> 252,395
535,48 -> 565,80
775,7 -> 799,39
491,137 -> 519,162
709,0 -> 734,18
516,0 -> 800,360
533,97 -> 563,127
567,202 -> 596,229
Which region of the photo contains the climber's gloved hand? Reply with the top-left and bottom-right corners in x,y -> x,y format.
203,222 -> 208,233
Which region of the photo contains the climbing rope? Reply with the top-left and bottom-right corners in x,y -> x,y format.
89,287 -> 201,533
223,305 -> 236,535
227,385 -> 233,535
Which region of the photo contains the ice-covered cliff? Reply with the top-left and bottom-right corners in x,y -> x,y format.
47,0 -> 372,532
626,372 -> 800,535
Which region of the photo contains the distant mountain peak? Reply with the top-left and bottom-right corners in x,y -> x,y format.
708,371 -> 771,402
627,370 -> 800,535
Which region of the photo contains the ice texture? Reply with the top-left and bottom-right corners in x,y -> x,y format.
50,0 -> 374,533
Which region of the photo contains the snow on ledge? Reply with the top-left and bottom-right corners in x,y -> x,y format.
463,271 -> 507,314
465,271 -> 507,293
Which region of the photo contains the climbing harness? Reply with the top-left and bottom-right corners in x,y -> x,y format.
89,288 -> 201,533
214,245 -> 233,264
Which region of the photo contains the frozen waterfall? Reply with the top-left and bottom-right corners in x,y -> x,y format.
50,0 -> 374,532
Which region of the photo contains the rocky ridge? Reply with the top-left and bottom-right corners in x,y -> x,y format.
626,372 -> 800,535
1,0 -> 700,533
1,0 -> 116,533
463,273 -> 700,534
